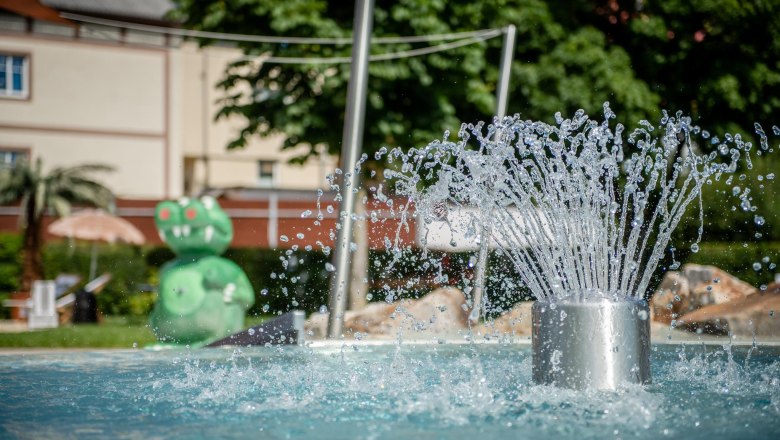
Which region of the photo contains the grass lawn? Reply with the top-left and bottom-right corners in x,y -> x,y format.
0,315 -> 272,348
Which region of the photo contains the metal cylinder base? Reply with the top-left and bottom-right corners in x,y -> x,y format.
532,300 -> 651,390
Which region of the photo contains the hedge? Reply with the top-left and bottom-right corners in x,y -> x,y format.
682,241 -> 780,288
1,232 -> 777,320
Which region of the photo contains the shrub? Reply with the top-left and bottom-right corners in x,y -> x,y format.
682,241 -> 780,288
43,241 -> 149,316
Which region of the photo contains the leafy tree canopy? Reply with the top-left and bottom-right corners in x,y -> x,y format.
170,0 -> 659,166
588,0 -> 780,140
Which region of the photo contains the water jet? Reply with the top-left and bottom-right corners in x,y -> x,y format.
379,104 -> 775,390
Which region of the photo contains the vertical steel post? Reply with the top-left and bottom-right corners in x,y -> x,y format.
495,24 -> 516,120
469,24 -> 516,324
327,0 -> 374,339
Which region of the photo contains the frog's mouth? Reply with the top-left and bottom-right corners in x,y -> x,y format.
158,224 -> 220,243
158,225 -> 214,241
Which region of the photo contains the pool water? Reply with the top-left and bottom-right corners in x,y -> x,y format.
1,343 -> 778,439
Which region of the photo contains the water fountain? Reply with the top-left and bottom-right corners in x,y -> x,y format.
373,103 -> 773,389
1,107 -> 778,439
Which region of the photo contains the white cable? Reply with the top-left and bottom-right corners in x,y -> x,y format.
60,12 -> 504,46
257,30 -> 502,64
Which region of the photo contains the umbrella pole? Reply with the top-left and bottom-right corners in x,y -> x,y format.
89,241 -> 97,281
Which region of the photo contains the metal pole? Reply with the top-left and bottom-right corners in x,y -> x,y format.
326,0 -> 374,339
89,241 -> 97,281
495,24 -> 516,120
469,24 -> 516,325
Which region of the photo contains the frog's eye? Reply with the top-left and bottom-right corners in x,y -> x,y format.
185,208 -> 197,220
160,208 -> 170,220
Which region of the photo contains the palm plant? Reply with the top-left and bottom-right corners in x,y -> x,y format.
0,159 -> 114,293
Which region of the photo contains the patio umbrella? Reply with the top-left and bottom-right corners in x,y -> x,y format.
48,209 -> 146,280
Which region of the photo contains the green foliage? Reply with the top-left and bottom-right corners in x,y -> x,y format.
0,233 -> 23,319
0,159 -> 114,291
0,233 -> 22,293
590,0 -> 780,143
170,0 -> 660,167
673,153 -> 779,246
222,248 -> 330,316
683,241 -> 780,288
514,26 -> 659,125
43,242 -> 149,316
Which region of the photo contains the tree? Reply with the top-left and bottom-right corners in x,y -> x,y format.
0,160 -> 114,293
170,0 -> 659,169
589,0 -> 780,140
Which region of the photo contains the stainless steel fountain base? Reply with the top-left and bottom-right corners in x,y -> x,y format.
532,300 -> 651,390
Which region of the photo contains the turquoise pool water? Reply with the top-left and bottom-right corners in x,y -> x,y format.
1,343 -> 778,439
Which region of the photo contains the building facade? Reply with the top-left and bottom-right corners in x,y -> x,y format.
0,0 -> 356,248
0,0 -> 337,200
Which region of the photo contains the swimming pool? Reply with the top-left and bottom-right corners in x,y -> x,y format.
1,342 -> 778,439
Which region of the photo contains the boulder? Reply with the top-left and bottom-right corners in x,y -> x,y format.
677,282 -> 780,337
472,301 -> 533,339
305,287 -> 469,339
652,264 -> 757,324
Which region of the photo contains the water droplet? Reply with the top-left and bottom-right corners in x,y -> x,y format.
753,262 -> 762,271
325,263 -> 336,272
690,243 -> 700,253
754,215 -> 765,226
248,328 -> 255,336
296,233 -> 305,239
280,235 -> 289,242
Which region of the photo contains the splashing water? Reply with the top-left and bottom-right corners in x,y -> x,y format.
4,345 -> 778,439
375,103 -> 774,303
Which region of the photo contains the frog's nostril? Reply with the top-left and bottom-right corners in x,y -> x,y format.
185,208 -> 197,220
160,208 -> 170,220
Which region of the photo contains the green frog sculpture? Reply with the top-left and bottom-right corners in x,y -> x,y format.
149,196 -> 254,347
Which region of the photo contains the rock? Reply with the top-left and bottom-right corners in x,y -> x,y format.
304,287 -> 469,340
472,301 -> 533,339
652,264 -> 757,324
677,282 -> 780,337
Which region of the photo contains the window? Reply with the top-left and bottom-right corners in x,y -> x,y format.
257,160 -> 276,187
0,54 -> 29,99
0,149 -> 29,169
